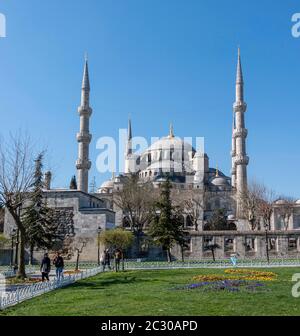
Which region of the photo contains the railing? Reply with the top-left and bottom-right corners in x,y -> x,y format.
2,258 -> 300,310
0,266 -> 102,310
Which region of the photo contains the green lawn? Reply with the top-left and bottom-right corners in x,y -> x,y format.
1,267 -> 300,316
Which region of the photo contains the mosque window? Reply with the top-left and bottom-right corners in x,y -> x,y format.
288,237 -> 298,251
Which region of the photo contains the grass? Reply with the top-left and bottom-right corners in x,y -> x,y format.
1,267 -> 300,316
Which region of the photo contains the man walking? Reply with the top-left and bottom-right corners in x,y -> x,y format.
103,249 -> 111,271
53,252 -> 64,281
40,253 -> 51,282
114,249 -> 122,272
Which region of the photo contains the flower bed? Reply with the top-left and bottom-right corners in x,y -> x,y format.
172,280 -> 268,293
63,270 -> 82,275
192,269 -> 277,282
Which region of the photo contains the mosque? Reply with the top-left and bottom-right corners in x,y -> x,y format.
3,49 -> 300,262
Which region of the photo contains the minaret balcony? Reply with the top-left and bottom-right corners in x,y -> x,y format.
233,128 -> 248,139
230,150 -> 236,157
233,101 -> 247,113
78,106 -> 92,116
76,159 -> 91,170
234,155 -> 249,166
76,132 -> 92,143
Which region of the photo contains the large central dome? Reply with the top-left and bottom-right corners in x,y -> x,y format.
138,126 -> 196,178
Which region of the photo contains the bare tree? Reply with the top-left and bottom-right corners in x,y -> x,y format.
173,189 -> 206,231
113,173 -> 156,233
0,133 -> 37,279
239,181 -> 266,230
276,196 -> 295,230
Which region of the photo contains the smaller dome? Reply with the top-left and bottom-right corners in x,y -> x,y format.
275,199 -> 286,205
100,180 -> 114,189
295,200 -> 300,205
211,176 -> 228,186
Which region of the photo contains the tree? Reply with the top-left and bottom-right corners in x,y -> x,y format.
173,189 -> 206,231
0,133 -> 37,279
113,173 -> 156,255
239,181 -> 266,230
21,154 -> 58,264
149,177 -> 186,262
257,185 -> 276,264
69,175 -> 77,190
276,196 -> 295,230
204,209 -> 235,231
100,228 -> 134,271
203,240 -> 221,262
0,233 -> 9,248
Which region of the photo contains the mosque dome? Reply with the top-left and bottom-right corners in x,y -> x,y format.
100,180 -> 114,189
139,125 -> 196,176
211,176 -> 228,186
275,199 -> 286,205
295,199 -> 300,205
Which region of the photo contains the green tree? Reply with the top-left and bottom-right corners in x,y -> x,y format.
100,228 -> 134,271
149,177 -> 186,262
69,175 -> 77,190
0,233 -> 9,248
22,154 -> 57,264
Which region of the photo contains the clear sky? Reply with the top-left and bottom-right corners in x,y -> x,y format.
0,0 -> 300,197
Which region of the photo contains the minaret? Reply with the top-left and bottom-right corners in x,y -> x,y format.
124,118 -> 133,174
231,111 -> 236,188
233,48 -> 249,209
76,56 -> 92,193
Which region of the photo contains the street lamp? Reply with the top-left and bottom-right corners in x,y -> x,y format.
264,224 -> 270,264
97,226 -> 102,266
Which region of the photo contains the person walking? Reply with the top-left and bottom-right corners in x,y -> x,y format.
40,253 -> 51,282
103,249 -> 111,271
114,249 -> 122,272
53,252 -> 64,281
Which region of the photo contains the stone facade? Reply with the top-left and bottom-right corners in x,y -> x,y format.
4,190 -> 115,262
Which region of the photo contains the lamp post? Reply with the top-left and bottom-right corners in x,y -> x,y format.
97,226 -> 102,266
264,224 -> 270,264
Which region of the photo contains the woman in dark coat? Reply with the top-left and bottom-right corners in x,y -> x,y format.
40,253 -> 51,281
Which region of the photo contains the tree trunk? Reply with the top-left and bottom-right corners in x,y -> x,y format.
181,245 -> 184,262
167,249 -> 172,263
121,250 -> 125,272
29,244 -> 34,265
16,230 -> 26,279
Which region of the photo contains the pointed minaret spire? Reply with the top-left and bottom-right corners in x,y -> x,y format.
126,117 -> 132,156
76,56 -> 93,193
128,117 -> 132,141
232,47 -> 249,216
169,123 -> 174,138
236,47 -> 244,102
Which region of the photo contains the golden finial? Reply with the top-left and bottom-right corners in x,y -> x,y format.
169,123 -> 174,138
215,164 -> 219,177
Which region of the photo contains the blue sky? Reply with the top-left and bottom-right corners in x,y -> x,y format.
0,0 -> 300,197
